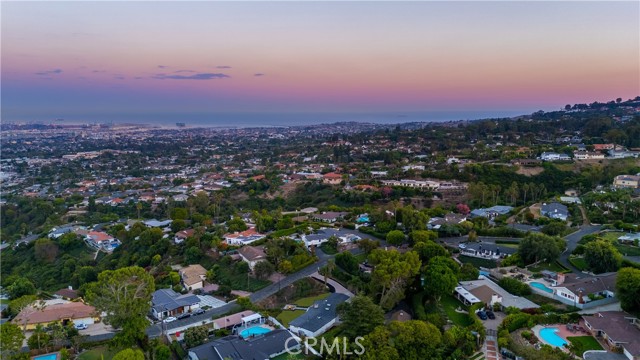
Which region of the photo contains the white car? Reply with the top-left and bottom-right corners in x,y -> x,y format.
458,243 -> 467,249
75,323 -> 88,330
163,316 -> 177,323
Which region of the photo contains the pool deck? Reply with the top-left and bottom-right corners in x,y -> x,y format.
532,324 -> 573,348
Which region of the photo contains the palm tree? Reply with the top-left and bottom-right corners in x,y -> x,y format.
324,259 -> 335,286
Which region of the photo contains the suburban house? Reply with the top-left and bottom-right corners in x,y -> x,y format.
540,152 -> 571,161
48,225 -> 81,239
299,228 -> 361,248
540,202 -> 569,221
470,205 -> 513,220
593,144 -> 615,151
608,149 -> 640,159
53,286 -> 79,300
618,233 -> 640,244
179,264 -> 208,291
188,329 -> 299,360
574,151 -> 605,160
13,301 -> 99,330
613,175 -> 640,189
427,213 -> 467,230
381,179 -> 440,190
582,311 -> 640,360
151,288 -> 201,320
223,228 -> 266,246
143,219 -> 173,228
174,229 -> 195,244
322,172 -> 343,185
237,245 -> 267,270
455,276 -> 539,310
311,211 -> 349,223
289,293 -> 350,337
212,310 -> 258,330
549,273 -> 617,307
85,231 -> 121,252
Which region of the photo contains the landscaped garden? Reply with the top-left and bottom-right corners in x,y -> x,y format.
276,309 -> 306,327
77,346 -> 120,360
440,294 -> 473,327
294,293 -> 330,307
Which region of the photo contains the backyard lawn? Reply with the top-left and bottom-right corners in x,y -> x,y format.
569,257 -> 588,271
528,261 -> 569,273
458,255 -> 497,269
294,293 -> 330,307
567,336 -> 603,356
276,309 -> 306,327
440,294 -> 473,327
77,346 -> 120,360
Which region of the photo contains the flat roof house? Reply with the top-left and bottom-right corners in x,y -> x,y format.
311,211 -> 349,223
582,311 -> 640,360
188,329 -> 299,360
179,264 -> 208,291
289,293 -> 349,338
224,228 -> 266,246
151,288 -> 201,320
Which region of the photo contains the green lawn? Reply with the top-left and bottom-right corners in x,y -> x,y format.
567,336 -> 603,356
615,243 -> 640,256
276,310 -> 306,327
528,261 -> 569,273
77,346 -> 120,360
319,243 -> 338,255
569,257 -> 588,271
217,266 -> 272,292
440,294 -> 473,327
294,293 -> 330,307
600,232 -> 625,242
458,255 -> 497,269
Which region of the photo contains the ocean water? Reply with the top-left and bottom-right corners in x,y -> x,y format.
8,110 -> 529,128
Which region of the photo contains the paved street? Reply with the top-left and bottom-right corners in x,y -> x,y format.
558,225 -> 602,274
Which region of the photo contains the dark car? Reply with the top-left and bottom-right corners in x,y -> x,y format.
194,308 -> 205,315
476,310 -> 487,320
177,313 -> 191,320
486,310 -> 496,320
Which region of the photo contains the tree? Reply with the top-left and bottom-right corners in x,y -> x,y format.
518,233 -> 564,265
28,325 -> 51,351
324,259 -> 336,286
154,344 -> 172,360
361,321 -> 442,360
227,217 -> 248,232
358,238 -> 379,254
335,252 -> 359,275
386,230 -> 405,245
409,230 -> 438,244
112,349 -> 145,360
278,260 -> 293,274
413,241 -> 447,263
185,246 -> 203,264
369,249 -> 421,310
336,296 -> 385,339
6,277 -> 36,299
459,263 -> 480,281
326,235 -> 339,252
85,266 -> 155,346
583,240 -> 622,274
456,203 -> 470,215
0,323 -> 25,358
184,325 -> 209,348
7,294 -> 37,317
253,261 -> 275,280
423,256 -> 459,302
616,267 -> 640,313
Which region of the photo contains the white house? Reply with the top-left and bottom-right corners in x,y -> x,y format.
289,293 -> 349,337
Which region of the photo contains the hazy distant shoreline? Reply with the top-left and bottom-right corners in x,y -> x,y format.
2,110 -> 530,128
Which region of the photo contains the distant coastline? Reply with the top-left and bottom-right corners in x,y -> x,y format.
2,110 -> 530,129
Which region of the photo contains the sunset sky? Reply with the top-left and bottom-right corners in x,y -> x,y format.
2,1 -> 639,123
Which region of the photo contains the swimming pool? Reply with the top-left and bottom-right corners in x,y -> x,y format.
34,353 -> 58,360
356,216 -> 369,223
530,282 -> 553,293
240,326 -> 271,338
539,327 -> 567,347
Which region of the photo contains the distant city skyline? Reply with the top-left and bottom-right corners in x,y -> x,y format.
2,1 -> 639,123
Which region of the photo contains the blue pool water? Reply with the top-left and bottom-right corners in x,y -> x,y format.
240,326 -> 271,338
530,282 -> 553,293
356,216 -> 370,223
34,354 -> 58,360
539,327 -> 567,347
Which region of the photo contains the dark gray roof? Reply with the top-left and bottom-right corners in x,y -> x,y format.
151,288 -> 200,313
189,329 -> 297,360
289,293 -> 349,332
583,351 -> 627,360
541,202 -> 569,216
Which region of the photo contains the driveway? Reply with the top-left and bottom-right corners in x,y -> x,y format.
558,225 -> 602,275
482,311 -> 505,332
79,322 -> 115,336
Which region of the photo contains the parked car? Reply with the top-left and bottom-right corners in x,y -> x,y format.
163,316 -> 177,323
74,323 -> 88,330
486,310 -> 496,320
476,310 -> 487,320
194,308 -> 205,315
177,313 -> 191,320
458,243 -> 467,249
